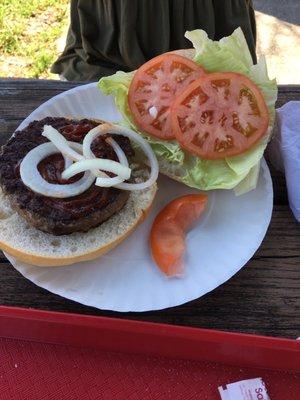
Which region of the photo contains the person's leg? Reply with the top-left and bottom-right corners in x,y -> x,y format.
51,0 -> 121,81
51,0 -> 83,81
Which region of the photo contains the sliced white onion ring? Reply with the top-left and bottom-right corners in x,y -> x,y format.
64,142 -> 84,167
106,137 -> 129,167
95,138 -> 129,187
83,123 -> 159,191
82,131 -> 128,181
82,126 -> 130,186
62,158 -> 131,181
20,142 -> 95,198
42,125 -> 84,162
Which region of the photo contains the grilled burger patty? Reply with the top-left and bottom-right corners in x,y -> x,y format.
0,117 -> 134,235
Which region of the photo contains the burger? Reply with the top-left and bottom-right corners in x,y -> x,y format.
0,117 -> 158,266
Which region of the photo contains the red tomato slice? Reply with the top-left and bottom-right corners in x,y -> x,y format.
150,194 -> 208,277
128,54 -> 206,140
171,72 -> 269,159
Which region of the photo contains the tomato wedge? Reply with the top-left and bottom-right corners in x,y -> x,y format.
171,72 -> 269,159
128,53 -> 206,140
150,194 -> 208,277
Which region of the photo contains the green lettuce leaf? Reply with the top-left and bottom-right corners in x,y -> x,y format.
98,28 -> 277,193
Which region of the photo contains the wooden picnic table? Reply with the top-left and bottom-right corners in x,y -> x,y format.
0,79 -> 299,339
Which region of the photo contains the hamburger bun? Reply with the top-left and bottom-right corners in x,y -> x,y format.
0,181 -> 157,267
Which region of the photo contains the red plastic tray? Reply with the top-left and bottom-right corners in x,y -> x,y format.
0,306 -> 299,399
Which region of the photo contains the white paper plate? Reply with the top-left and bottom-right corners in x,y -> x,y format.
6,83 -> 273,312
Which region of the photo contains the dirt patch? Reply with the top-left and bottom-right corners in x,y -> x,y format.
255,11 -> 300,83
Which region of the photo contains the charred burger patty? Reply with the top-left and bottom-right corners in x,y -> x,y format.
0,117 -> 134,235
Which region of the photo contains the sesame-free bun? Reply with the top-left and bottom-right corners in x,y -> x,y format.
0,184 -> 156,267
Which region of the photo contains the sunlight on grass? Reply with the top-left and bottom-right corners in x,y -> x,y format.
0,0 -> 69,79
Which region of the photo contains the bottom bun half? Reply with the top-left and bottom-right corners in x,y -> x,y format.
0,184 -> 157,267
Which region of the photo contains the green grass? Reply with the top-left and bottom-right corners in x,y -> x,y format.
0,0 -> 69,78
